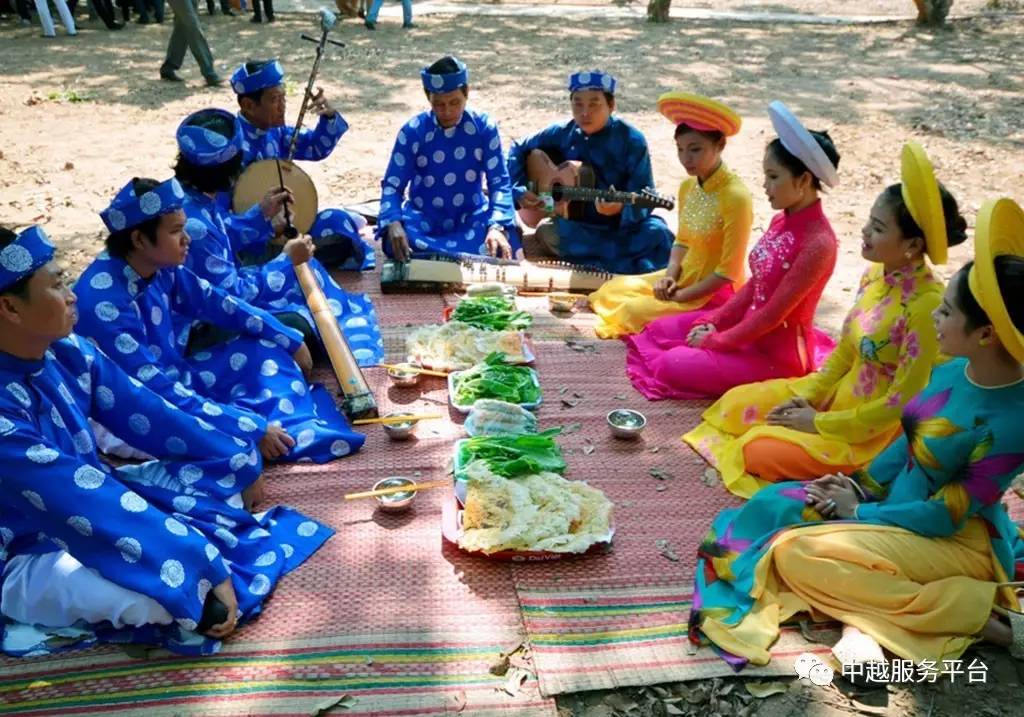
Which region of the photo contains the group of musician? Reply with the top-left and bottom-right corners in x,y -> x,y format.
3,49 -> 1024,673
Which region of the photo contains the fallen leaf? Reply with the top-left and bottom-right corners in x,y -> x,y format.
701,468 -> 721,487
560,398 -> 580,408
613,394 -> 626,400
562,422 -> 582,435
489,654 -> 510,676
309,694 -> 355,715
744,681 -> 789,699
364,655 -> 374,666
649,467 -> 671,480
582,445 -> 595,455
655,539 -> 679,562
572,391 -> 584,399
559,387 -> 569,394
649,446 -> 661,453
655,484 -> 668,492
664,705 -> 686,716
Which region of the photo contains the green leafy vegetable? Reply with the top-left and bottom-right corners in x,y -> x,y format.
453,353 -> 541,406
451,296 -> 533,331
457,430 -> 565,479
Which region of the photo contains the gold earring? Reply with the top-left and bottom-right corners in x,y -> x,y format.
980,337 -> 992,347
904,251 -> 913,259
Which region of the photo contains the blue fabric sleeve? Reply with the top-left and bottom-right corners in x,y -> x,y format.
286,113 -> 349,161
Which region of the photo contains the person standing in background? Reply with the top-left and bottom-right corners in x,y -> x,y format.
160,0 -> 223,86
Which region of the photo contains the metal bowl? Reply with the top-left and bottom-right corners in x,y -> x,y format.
381,413 -> 417,441
548,293 -> 578,314
373,476 -> 417,512
607,409 -> 647,439
387,364 -> 421,387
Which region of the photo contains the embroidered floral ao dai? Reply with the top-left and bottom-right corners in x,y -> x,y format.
73,253 -> 364,464
625,200 -> 837,400
0,336 -> 331,656
687,262 -> 943,498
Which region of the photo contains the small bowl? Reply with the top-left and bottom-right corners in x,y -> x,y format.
548,293 -> 578,314
607,409 -> 647,439
381,413 -> 417,441
373,476 -> 417,512
387,364 -> 421,387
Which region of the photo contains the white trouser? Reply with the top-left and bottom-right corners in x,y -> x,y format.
35,0 -> 77,36
1,551 -> 173,629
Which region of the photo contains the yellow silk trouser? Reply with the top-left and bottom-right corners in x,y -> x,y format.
700,520 -> 1014,666
589,271 -> 725,339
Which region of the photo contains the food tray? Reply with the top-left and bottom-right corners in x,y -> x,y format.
440,493 -> 613,562
407,332 -> 536,373
447,367 -> 542,414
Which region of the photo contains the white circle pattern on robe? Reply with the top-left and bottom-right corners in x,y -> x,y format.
22,490 -> 45,511
297,520 -> 318,537
120,491 -> 148,513
165,517 -> 189,536
117,536 -> 142,563
26,445 -> 60,464
179,464 -> 204,485
74,465 -> 106,489
160,559 -> 185,588
249,574 -> 271,596
173,495 -> 196,513
67,516 -> 92,536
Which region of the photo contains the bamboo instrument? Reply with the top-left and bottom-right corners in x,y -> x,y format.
344,479 -> 449,501
294,261 -> 378,420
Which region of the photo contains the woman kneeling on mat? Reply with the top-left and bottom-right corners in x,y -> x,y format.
589,93 -> 752,340
625,102 -> 839,401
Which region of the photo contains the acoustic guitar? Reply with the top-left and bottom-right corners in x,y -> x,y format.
518,149 -> 675,228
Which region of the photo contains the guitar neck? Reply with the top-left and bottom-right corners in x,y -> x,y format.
556,187 -> 641,204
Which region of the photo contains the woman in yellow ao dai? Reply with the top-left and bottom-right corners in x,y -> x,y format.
686,150 -> 969,499
589,94 -> 752,339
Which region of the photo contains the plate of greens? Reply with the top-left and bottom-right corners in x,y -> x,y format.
452,431 -> 566,486
448,353 -> 542,413
447,296 -> 533,332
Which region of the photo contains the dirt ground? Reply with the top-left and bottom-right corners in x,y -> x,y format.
1,3 -> 1023,716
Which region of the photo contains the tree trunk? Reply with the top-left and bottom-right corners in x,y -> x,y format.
914,0 -> 954,25
647,0 -> 670,23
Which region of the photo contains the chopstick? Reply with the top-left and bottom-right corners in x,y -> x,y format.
518,291 -> 588,297
377,362 -> 449,377
344,479 -> 450,501
351,413 -> 443,426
